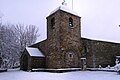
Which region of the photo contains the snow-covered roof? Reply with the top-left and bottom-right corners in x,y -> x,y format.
26,47 -> 45,57
49,5 -> 79,17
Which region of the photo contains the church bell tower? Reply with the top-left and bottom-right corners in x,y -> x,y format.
46,1 -> 82,68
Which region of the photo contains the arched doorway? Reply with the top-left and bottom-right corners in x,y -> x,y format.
22,55 -> 28,71
0,57 -> 3,68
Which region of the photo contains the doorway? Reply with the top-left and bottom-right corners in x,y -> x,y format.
22,55 -> 28,71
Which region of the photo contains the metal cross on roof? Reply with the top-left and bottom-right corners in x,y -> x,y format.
62,0 -> 67,6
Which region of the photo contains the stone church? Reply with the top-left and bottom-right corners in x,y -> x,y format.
20,2 -> 120,71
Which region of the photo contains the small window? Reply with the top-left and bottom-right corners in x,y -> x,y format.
84,46 -> 89,53
51,17 -> 55,29
69,17 -> 73,27
69,54 -> 72,57
69,52 -> 73,58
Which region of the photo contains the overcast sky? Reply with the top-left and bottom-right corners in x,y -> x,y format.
0,0 -> 120,43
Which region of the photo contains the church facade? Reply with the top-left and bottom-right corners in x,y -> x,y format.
20,4 -> 120,71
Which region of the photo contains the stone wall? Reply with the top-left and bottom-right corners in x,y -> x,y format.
45,10 -> 82,68
59,10 -> 82,68
31,57 -> 46,69
82,38 -> 120,68
46,11 -> 62,68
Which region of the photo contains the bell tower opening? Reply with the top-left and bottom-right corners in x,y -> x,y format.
69,17 -> 73,27
51,17 -> 55,29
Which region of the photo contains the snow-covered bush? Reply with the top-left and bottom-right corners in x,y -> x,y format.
114,63 -> 120,74
114,63 -> 120,71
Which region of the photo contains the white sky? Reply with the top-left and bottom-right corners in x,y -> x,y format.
0,0 -> 120,43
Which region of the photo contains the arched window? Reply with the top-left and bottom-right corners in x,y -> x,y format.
51,17 -> 55,29
69,17 -> 73,27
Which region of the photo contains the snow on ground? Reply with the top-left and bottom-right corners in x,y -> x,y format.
0,69 -> 120,80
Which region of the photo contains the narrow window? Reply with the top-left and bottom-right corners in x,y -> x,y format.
84,46 -> 89,53
69,52 -> 73,58
69,54 -> 72,57
51,17 -> 55,29
69,17 -> 73,27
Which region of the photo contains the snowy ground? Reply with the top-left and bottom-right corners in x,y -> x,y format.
0,69 -> 120,80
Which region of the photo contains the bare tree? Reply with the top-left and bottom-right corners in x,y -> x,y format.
0,23 -> 39,68
13,24 -> 39,53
